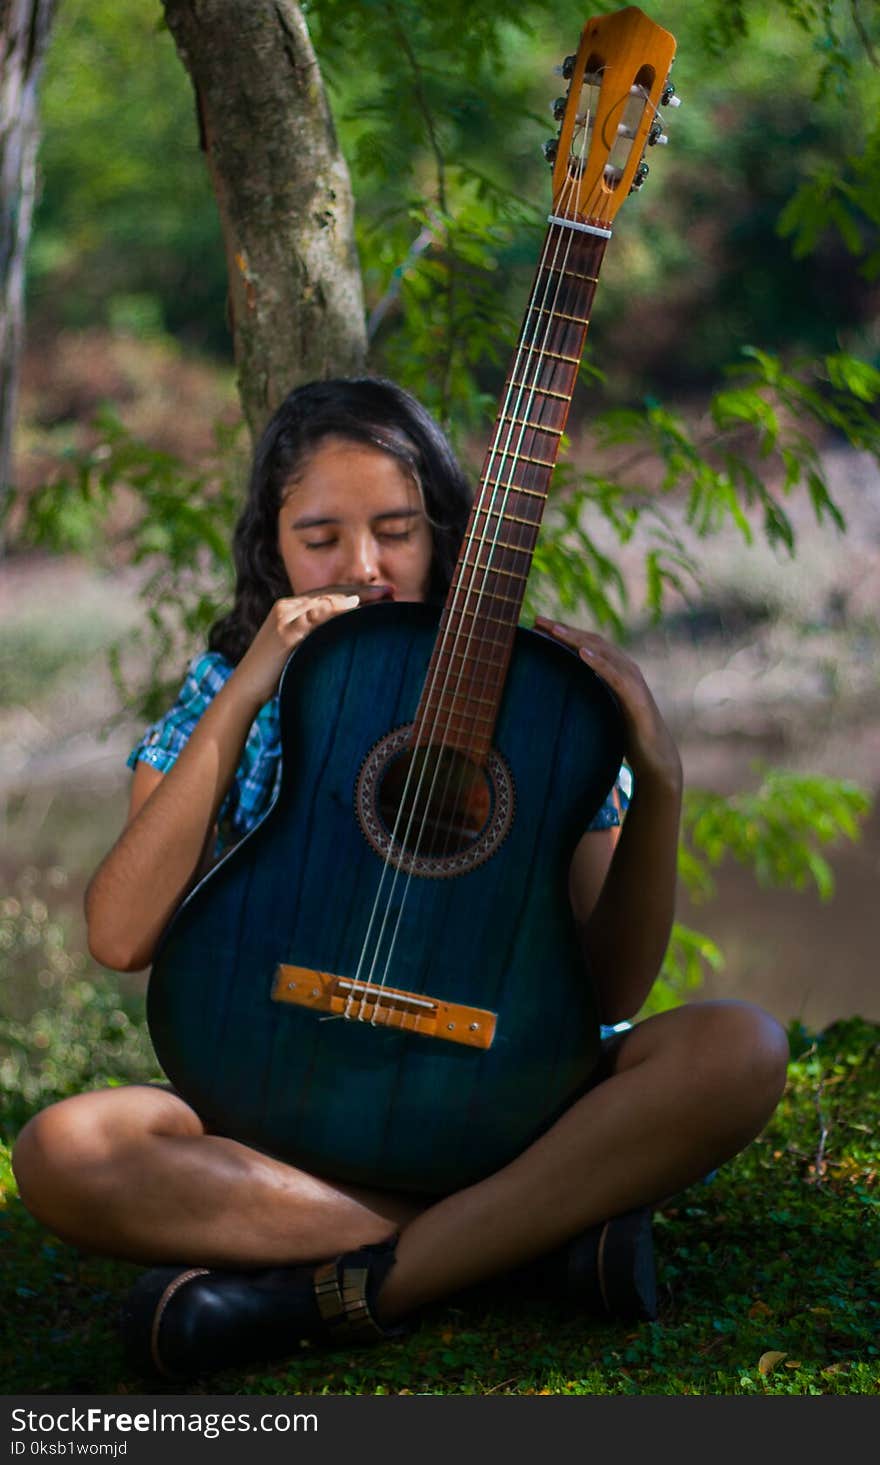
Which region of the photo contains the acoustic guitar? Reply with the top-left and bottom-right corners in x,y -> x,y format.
148,5 -> 678,1195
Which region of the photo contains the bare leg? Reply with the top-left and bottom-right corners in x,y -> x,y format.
13,1000 -> 788,1316
376,1000 -> 789,1320
12,1085 -> 424,1265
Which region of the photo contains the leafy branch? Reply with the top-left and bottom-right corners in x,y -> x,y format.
679,770 -> 870,903
18,410 -> 244,721
643,772 -> 870,1012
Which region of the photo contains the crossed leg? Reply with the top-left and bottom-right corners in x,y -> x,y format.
12,999 -> 789,1322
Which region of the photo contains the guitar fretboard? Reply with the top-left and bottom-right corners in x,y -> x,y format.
412,227 -> 608,762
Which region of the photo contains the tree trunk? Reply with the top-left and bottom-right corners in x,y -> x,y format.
0,0 -> 57,519
161,0 -> 366,441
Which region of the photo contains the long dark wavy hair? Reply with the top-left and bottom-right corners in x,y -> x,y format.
209,378 -> 473,665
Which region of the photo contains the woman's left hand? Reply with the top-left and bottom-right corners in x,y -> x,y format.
534,616 -> 682,791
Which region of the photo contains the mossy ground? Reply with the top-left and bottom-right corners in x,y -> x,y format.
1,1017 -> 877,1397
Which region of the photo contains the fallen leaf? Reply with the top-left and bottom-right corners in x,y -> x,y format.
748,1300 -> 772,1319
758,1350 -> 787,1376
784,1361 -> 802,1369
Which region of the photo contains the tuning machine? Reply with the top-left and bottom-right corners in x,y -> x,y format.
554,54 -> 577,79
661,80 -> 681,108
629,160 -> 650,194
542,138 -> 558,164
648,119 -> 669,146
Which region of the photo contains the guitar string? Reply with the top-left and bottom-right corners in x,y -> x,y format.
346,64 -> 654,1024
397,70 -> 670,879
405,74 -> 671,897
351,72 -> 666,1016
422,107 -> 604,861
356,98 -> 610,1012
318,65 -> 670,1027
343,162 -> 590,1020
368,121 -> 607,994
347,77 -> 614,1020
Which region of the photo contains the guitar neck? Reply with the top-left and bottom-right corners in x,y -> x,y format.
413,224 -> 608,762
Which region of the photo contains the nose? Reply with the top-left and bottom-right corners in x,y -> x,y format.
346,530 -> 381,584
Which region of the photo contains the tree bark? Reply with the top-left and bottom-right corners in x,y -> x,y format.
161,0 -> 367,441
0,0 -> 57,519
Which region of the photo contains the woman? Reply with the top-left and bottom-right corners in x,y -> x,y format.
12,378 -> 789,1379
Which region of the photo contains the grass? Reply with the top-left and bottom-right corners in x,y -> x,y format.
1,1014 -> 877,1397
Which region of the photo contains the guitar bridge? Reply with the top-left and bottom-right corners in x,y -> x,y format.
272,964 -> 496,1050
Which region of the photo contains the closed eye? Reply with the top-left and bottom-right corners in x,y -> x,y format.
304,529 -> 415,550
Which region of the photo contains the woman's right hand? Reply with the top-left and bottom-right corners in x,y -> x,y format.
232,592 -> 362,709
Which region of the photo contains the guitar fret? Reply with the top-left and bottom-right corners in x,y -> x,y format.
530,307 -> 590,326
439,638 -> 511,662
433,689 -> 498,710
425,705 -> 496,727
444,608 -> 515,630
495,416 -> 564,436
481,478 -> 546,498
530,348 -> 581,366
507,381 -> 571,401
462,561 -> 528,582
473,508 -> 538,528
542,265 -> 599,284
469,534 -> 534,552
454,590 -> 521,606
493,449 -> 556,469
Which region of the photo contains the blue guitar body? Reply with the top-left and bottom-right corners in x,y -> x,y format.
147,601 -> 622,1195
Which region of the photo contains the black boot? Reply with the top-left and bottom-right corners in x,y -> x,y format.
523,1207 -> 658,1322
120,1235 -> 404,1381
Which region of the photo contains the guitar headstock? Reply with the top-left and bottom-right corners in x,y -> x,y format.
545,6 -> 677,232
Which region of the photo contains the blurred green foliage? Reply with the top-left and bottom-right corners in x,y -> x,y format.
30,0 -> 227,351
681,771 -> 871,902
22,410 -> 247,719
646,772 -> 871,1012
0,871 -> 158,1135
14,0 -> 876,1013
308,0 -> 879,415
29,0 -> 879,413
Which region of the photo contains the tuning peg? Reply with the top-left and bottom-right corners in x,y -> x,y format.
629,160 -> 650,193
542,138 -> 558,164
554,54 -> 576,79
550,96 -> 567,120
648,119 -> 669,146
661,81 -> 681,107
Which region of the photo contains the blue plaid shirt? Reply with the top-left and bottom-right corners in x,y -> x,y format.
128,651 -> 632,855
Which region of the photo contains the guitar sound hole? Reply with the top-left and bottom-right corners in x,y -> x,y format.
356,724 -> 513,877
377,746 -> 492,857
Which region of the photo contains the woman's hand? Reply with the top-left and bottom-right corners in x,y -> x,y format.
534,616 -> 682,792
233,592 -> 361,709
